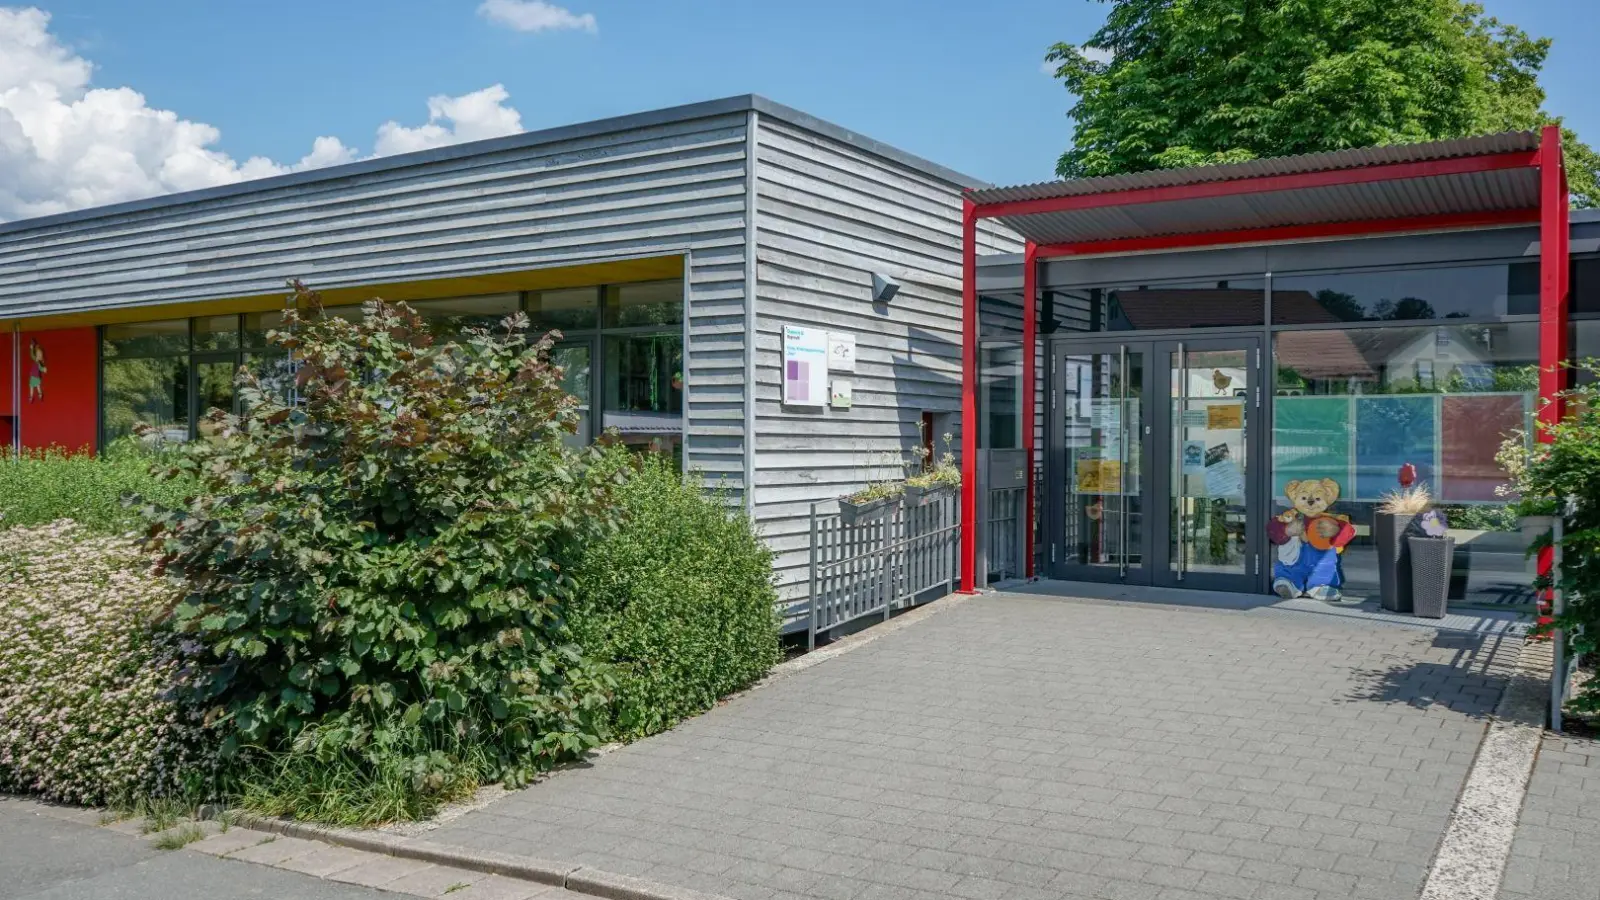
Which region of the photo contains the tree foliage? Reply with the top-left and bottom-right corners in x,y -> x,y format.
142,283 -> 627,817
1047,0 -> 1597,207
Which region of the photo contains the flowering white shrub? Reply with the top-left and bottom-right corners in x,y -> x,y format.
0,521 -> 215,805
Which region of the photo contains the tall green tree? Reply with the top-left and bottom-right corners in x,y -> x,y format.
1047,0 -> 1597,206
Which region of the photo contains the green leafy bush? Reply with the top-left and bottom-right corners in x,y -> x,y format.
0,440 -> 194,533
569,452 -> 779,739
1499,362 -> 1600,716
143,284 -> 627,822
0,521 -> 214,805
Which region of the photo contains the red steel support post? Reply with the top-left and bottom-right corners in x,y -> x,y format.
1539,123 -> 1570,437
1021,242 -> 1038,579
960,200 -> 979,593
1536,124 -> 1569,622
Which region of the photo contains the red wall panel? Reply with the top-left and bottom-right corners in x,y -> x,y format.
2,328 -> 98,453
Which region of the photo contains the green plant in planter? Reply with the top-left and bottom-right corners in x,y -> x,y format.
905,432 -> 961,495
1496,361 -> 1600,717
141,281 -> 627,823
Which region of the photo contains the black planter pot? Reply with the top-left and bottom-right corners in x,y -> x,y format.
840,495 -> 899,526
903,483 -> 955,507
1375,512 -> 1417,612
1409,535 -> 1456,619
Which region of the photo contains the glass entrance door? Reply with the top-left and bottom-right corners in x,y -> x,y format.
1158,340 -> 1259,592
1051,336 -> 1261,592
1052,344 -> 1148,582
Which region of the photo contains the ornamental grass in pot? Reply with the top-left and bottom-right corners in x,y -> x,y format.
1375,483 -> 1430,613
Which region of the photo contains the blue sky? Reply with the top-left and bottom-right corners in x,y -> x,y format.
17,0 -> 1600,198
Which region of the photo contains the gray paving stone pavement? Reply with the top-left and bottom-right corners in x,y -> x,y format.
431,592 -> 1520,900
0,800 -> 393,900
1499,732 -> 1600,900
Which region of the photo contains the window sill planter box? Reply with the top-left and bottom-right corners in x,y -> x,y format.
840,495 -> 899,526
1409,534 -> 1456,619
1375,512 -> 1417,613
903,483 -> 955,507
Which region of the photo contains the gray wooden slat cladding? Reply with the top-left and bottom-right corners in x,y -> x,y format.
750,116 -> 1020,617
0,110 -> 755,502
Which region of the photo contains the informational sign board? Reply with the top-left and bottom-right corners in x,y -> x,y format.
782,324 -> 828,406
1182,440 -> 1206,474
827,333 -> 857,372
830,380 -> 853,409
1207,404 -> 1244,430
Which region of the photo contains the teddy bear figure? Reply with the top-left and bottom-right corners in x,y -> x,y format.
1267,478 -> 1356,602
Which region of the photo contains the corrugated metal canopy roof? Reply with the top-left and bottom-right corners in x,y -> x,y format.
968,132 -> 1543,249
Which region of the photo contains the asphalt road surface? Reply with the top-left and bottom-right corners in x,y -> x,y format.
0,802 -> 395,900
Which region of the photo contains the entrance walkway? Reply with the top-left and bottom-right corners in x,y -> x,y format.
433,592 -> 1520,900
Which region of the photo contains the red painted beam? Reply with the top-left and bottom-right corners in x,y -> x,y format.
1538,123 -> 1570,437
969,151 -> 1539,220
1034,208 -> 1540,259
959,200 -> 979,594
1021,242 -> 1038,580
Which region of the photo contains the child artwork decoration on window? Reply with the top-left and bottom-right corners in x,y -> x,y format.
1268,477 -> 1356,602
27,339 -> 45,402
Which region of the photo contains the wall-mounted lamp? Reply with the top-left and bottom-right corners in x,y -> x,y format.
871,272 -> 900,303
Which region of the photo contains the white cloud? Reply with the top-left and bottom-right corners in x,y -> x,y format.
0,6 -> 530,223
477,0 -> 597,34
373,84 -> 523,156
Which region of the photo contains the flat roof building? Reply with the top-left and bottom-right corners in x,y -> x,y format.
4,97 -> 1594,626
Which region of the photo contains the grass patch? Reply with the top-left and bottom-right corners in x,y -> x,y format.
235,748 -> 482,828
444,884 -> 470,894
0,440 -> 194,534
135,798 -> 191,834
150,823 -> 206,850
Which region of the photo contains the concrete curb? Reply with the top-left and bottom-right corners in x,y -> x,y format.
221,811 -> 736,900
1420,635 -> 1552,900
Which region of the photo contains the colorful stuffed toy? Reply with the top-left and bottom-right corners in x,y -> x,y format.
1268,478 -> 1356,602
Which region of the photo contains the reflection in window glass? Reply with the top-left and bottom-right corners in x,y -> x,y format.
104,319 -> 188,358
195,315 -> 240,351
530,288 -> 599,332
195,360 -> 237,438
604,281 -> 683,328
410,294 -> 521,336
552,343 -> 591,446
102,357 -> 189,443
1272,321 -> 1537,607
980,345 -> 1022,449
1272,263 -> 1538,325
1045,280 -> 1265,332
244,310 -> 286,348
979,293 -> 1025,340
604,334 -> 682,415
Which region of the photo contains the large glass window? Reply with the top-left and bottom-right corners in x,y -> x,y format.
980,344 -> 1022,449
1045,279 -> 1266,332
100,279 -> 685,458
604,282 -> 682,329
410,294 -> 521,336
1272,321 -> 1537,606
1272,262 -> 1538,324
102,357 -> 188,444
530,288 -> 600,332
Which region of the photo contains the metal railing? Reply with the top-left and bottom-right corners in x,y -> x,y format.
807,491 -> 961,649
986,487 -> 1026,581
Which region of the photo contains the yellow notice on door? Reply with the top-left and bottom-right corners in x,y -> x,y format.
1207,403 -> 1244,430
1076,458 -> 1121,494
